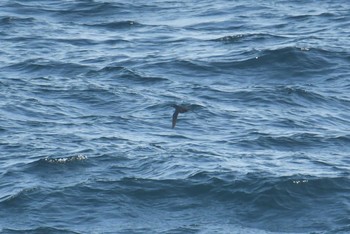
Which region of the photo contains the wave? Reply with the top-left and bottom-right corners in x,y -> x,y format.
1,0 -> 349,233
212,33 -> 288,43
117,173 -> 350,232
209,46 -> 337,72
185,19 -> 245,31
5,170 -> 346,208
142,46 -> 345,83
3,34 -> 129,47
86,65 -> 169,84
1,227 -> 79,234
83,20 -> 142,30
194,84 -> 332,109
4,59 -> 90,77
0,16 -> 36,25
85,172 -> 350,206
41,155 -> 88,164
0,155 -> 89,203
0,186 -> 38,204
142,58 -> 221,78
1,1 -> 135,25
239,133 -> 350,150
1,166 -> 348,233
22,155 -> 89,174
286,12 -> 337,21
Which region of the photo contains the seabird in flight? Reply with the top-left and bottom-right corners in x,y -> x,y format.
171,104 -> 188,128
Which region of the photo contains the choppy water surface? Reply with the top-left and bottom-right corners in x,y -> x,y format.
1,0 -> 350,233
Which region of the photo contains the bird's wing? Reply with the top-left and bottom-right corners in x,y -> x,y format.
172,110 -> 179,128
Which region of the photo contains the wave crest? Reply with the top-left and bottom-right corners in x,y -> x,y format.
43,154 -> 88,164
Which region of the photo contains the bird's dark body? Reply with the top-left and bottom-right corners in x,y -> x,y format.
171,105 -> 189,128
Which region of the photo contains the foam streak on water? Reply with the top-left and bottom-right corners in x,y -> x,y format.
1,0 -> 350,233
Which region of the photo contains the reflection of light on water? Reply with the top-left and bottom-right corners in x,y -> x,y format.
292,179 -> 309,184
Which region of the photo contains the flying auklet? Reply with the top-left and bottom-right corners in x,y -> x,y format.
171,104 -> 188,128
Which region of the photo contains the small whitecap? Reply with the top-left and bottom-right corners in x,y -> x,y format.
293,179 -> 308,184
44,154 -> 88,164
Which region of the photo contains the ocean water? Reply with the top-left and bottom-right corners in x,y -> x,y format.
1,0 -> 350,233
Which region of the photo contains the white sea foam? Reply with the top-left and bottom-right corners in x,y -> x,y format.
44,154 -> 87,163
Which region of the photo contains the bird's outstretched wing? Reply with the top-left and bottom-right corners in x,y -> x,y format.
172,110 -> 179,128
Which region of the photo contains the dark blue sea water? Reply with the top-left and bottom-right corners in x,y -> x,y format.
1,0 -> 350,233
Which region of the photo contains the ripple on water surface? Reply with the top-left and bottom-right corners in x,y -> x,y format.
1,0 -> 350,233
